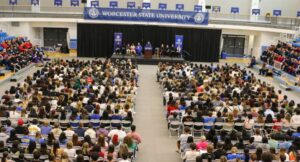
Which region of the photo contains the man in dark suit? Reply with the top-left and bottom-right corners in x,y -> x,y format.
213,143 -> 226,159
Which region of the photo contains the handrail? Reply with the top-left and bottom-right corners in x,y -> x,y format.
13,64 -> 21,73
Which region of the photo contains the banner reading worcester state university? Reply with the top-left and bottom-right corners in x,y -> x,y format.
84,7 -> 209,25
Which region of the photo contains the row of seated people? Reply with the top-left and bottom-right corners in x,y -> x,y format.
261,41 -> 300,76
114,42 -> 181,57
0,37 -> 44,71
157,62 -> 300,162
0,58 -> 141,162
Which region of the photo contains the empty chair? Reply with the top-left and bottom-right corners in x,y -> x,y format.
169,120 -> 181,137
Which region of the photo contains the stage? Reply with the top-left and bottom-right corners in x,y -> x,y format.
110,54 -> 186,65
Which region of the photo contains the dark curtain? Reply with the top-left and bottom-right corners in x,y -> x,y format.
77,23 -> 221,62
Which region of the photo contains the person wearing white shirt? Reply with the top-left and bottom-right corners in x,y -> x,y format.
64,125 -> 75,137
183,143 -> 200,161
291,109 -> 300,129
64,141 -> 76,160
84,125 -> 96,139
108,125 -> 126,142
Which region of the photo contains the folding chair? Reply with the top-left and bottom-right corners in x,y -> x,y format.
192,122 -> 203,137
234,122 -> 244,132
59,120 -> 69,130
203,122 -> 214,134
169,121 -> 181,137
222,122 -> 234,132
70,120 -> 80,129
90,119 -> 100,128
122,120 -> 132,132
111,119 -> 122,129
100,120 -> 111,130
214,122 -> 224,133
183,121 -> 194,129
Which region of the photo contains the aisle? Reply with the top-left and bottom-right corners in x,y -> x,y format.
133,65 -> 182,162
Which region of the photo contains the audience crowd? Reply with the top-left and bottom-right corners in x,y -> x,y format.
158,62 -> 300,162
0,58 -> 141,162
261,41 -> 300,76
0,37 -> 44,71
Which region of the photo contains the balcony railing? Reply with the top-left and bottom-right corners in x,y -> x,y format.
0,5 -> 299,30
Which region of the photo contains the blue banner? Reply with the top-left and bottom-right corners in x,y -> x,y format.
298,11 -> 300,17
194,5 -> 202,12
84,8 -> 209,25
212,6 -> 221,13
9,0 -> 17,5
252,9 -> 260,15
175,35 -> 183,53
91,1 -> 99,7
142,3 -> 151,9
231,7 -> 239,14
54,0 -> 62,6
127,2 -> 135,9
31,0 -> 39,5
176,4 -> 184,11
159,3 -> 167,10
114,33 -> 122,51
273,10 -> 281,16
110,1 -> 118,8
71,0 -> 79,6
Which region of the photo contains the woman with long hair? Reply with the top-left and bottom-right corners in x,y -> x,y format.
118,143 -> 129,159
123,136 -> 137,153
59,132 -> 67,145
52,141 -> 64,158
97,135 -> 108,150
39,142 -> 49,156
47,132 -> 55,146
72,134 -> 82,146
82,142 -> 90,156
256,147 -> 263,161
26,140 -> 36,154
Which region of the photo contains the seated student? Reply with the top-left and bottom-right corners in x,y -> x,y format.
213,143 -> 226,159
21,129 -> 35,144
227,146 -> 244,160
201,144 -> 215,160
203,112 -> 216,130
182,143 -> 200,162
291,127 -> 300,139
177,127 -> 192,153
130,43 -> 136,55
259,63 -> 268,75
248,56 -> 256,68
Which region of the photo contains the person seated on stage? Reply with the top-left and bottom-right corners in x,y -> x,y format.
170,44 -> 176,57
121,43 -> 127,56
135,43 -> 143,56
259,63 -> 268,76
126,44 -> 131,55
130,43 -> 136,55
159,44 -> 165,57
115,44 -> 121,55
165,45 -> 170,57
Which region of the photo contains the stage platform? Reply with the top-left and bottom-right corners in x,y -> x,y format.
110,55 -> 186,65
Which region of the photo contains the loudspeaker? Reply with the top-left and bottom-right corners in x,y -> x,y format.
205,5 -> 211,9
81,0 -> 87,3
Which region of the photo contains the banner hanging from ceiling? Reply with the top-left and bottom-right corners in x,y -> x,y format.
84,7 -> 209,25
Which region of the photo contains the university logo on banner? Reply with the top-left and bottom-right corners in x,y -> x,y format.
273,10 -> 281,16
54,0 -> 62,6
91,1 -> 99,7
31,0 -> 39,5
114,33 -> 122,51
252,9 -> 260,15
9,0 -> 17,5
176,4 -> 184,11
175,35 -> 183,53
158,3 -> 167,10
71,0 -> 79,6
231,7 -> 239,14
127,2 -> 135,9
194,5 -> 202,12
142,3 -> 151,9
109,1 -> 118,8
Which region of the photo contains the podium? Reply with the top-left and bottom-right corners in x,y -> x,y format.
144,47 -> 152,59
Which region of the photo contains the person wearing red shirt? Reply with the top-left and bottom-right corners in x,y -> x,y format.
24,41 -> 32,49
167,100 -> 178,116
18,43 -> 25,53
1,42 -> 9,49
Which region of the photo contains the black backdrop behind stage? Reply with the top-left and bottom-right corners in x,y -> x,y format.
77,23 -> 221,62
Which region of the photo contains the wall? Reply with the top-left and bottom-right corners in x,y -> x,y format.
206,0 -> 251,15
151,0 -> 198,11
260,0 -> 300,17
253,31 -> 280,58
